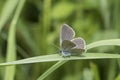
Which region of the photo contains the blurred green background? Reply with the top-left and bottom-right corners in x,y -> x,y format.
0,0 -> 120,80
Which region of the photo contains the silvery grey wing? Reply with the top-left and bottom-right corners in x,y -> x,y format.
60,24 -> 75,44
72,37 -> 86,50
69,48 -> 85,56
61,40 -> 76,51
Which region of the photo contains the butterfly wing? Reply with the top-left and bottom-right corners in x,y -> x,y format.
61,40 -> 76,56
60,24 -> 75,44
61,40 -> 76,51
69,48 -> 85,56
69,37 -> 86,55
61,39 -> 85,56
60,24 -> 86,56
72,37 -> 86,49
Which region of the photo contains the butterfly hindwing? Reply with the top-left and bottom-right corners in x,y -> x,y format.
61,40 -> 76,51
71,37 -> 86,49
61,40 -> 76,56
61,40 -> 85,56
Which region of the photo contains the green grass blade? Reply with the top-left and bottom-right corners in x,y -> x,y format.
0,0 -> 19,31
37,52 -> 120,80
4,0 -> 26,80
90,62 -> 100,80
87,39 -> 120,49
0,38 -> 120,80
37,39 -> 120,80
0,53 -> 120,66
0,39 -> 120,66
107,60 -> 116,80
25,39 -> 120,80
37,60 -> 67,80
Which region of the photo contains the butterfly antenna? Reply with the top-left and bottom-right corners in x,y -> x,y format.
51,51 -> 60,54
50,43 -> 60,50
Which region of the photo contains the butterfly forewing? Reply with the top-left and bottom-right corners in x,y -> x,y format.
60,24 -> 75,44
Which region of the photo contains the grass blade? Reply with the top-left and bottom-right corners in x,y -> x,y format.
23,38 -> 120,80
87,39 -> 120,49
37,60 -> 67,80
0,39 -> 120,66
0,53 -> 120,66
0,38 -> 120,80
4,0 -> 26,80
0,0 -> 19,31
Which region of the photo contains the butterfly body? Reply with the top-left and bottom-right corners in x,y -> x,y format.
61,48 -> 85,57
60,24 -> 86,57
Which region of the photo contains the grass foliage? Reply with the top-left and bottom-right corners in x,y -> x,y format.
0,0 -> 120,80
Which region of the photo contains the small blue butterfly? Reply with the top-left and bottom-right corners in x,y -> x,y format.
60,24 -> 86,57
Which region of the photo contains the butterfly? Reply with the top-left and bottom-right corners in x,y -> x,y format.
60,24 -> 86,57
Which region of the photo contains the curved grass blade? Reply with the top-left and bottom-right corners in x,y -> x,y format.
0,39 -> 120,80
4,0 -> 26,80
0,39 -> 120,66
0,53 -> 120,66
37,39 -> 120,80
87,39 -> 120,49
0,0 -> 19,31
37,60 -> 67,80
